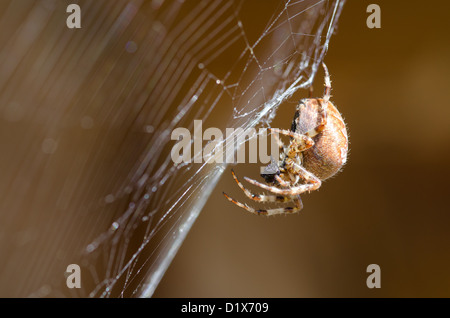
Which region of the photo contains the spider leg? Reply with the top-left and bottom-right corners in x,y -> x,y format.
303,63 -> 332,139
275,175 -> 290,188
269,128 -> 313,145
284,158 -> 322,186
268,128 -> 314,157
263,194 -> 303,216
322,62 -> 331,105
223,192 -> 264,214
244,167 -> 321,196
228,169 -> 291,203
223,193 -> 303,216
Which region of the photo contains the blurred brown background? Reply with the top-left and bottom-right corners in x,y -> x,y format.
1,0 -> 450,298
154,1 -> 450,297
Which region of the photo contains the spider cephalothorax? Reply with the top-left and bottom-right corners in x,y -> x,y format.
223,63 -> 348,216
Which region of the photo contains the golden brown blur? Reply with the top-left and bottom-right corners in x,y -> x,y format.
155,1 -> 450,297
1,0 -> 450,298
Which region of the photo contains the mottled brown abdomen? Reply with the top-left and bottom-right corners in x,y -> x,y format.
292,98 -> 348,180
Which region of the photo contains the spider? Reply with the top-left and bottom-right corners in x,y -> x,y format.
223,63 -> 348,216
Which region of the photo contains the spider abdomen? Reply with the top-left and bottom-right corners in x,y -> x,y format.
292,98 -> 348,181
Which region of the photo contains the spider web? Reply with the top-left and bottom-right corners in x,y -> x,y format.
0,0 -> 345,297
